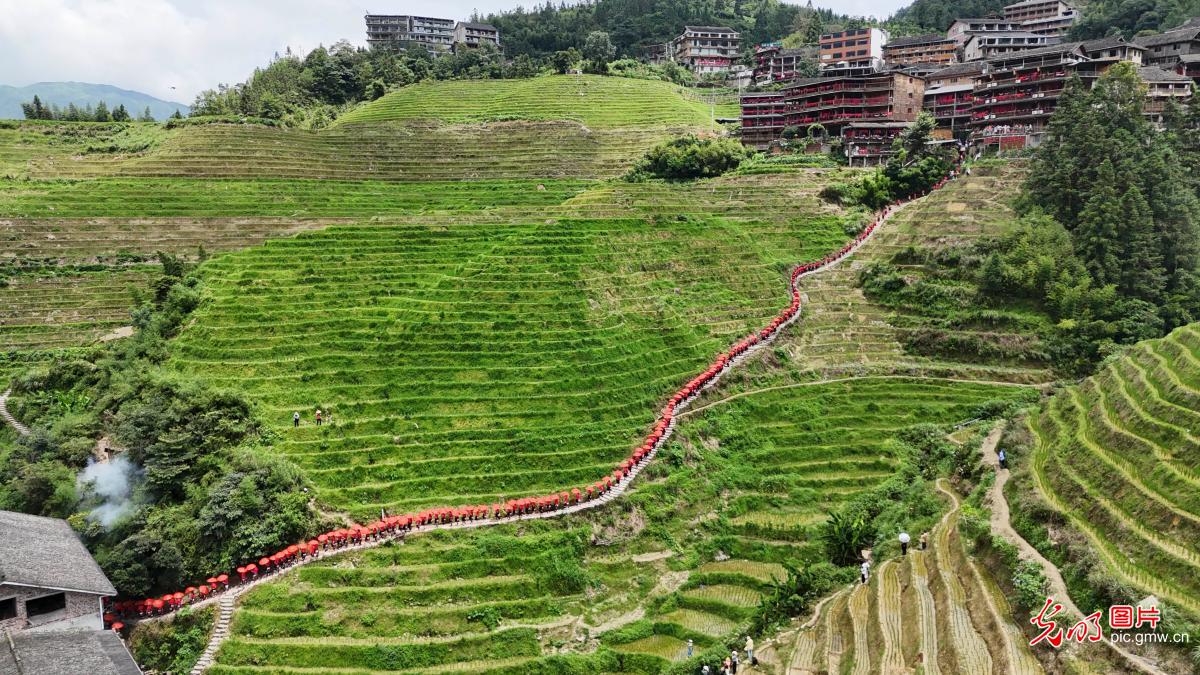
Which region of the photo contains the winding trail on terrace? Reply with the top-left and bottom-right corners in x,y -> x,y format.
982,422 -> 1164,674
0,389 -> 30,436
127,179 -> 947,673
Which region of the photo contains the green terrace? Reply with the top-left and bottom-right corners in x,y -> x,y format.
165,214 -> 850,520
335,75 -> 735,128
213,377 -> 1034,673
1030,324 -> 1200,617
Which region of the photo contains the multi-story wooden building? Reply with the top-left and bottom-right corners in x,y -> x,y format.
844,121 -> 914,165
969,39 -> 1191,149
1176,53 -> 1200,83
883,34 -> 959,66
963,31 -> 1055,61
1002,0 -> 1073,24
1140,65 -> 1195,124
1135,21 -> 1200,67
753,45 -> 818,83
740,71 -> 925,147
672,26 -> 742,74
924,62 -> 984,138
819,28 -> 888,72
365,14 -> 456,51
452,22 -> 500,51
947,18 -> 1023,47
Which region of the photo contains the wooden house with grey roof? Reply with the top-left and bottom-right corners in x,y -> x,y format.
0,509 -> 116,633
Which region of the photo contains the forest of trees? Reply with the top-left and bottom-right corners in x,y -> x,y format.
478,0 -> 852,57
1070,0 -> 1200,38
1010,63 -> 1200,371
20,95 -> 160,122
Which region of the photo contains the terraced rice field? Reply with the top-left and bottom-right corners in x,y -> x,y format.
0,268 -> 153,351
596,378 -> 1033,669
1029,324 -> 1200,616
26,122 -> 683,182
335,75 -> 734,127
775,480 -> 1041,674
783,162 -> 1052,384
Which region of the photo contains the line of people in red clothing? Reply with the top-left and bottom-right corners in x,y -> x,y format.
107,171 -> 959,628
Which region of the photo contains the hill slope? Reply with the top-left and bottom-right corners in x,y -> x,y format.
336,75 -> 733,127
0,82 -> 189,120
1029,324 -> 1200,617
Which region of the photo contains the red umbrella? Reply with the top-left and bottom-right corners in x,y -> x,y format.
152,599 -> 165,610
198,585 -> 210,595
217,574 -> 229,583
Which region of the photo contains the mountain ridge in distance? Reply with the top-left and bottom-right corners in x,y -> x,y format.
0,81 -> 190,120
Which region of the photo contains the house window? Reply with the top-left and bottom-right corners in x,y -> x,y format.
26,593 -> 66,617
0,597 -> 16,620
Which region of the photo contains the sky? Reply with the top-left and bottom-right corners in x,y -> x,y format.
0,0 -> 911,103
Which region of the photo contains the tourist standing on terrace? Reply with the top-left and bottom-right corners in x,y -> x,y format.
315,409 -> 323,426
998,448 -> 1008,470
899,531 -> 910,555
293,411 -> 300,427
744,635 -> 754,664
860,559 -> 871,584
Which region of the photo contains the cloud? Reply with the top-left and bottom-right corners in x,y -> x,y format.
0,0 -> 912,102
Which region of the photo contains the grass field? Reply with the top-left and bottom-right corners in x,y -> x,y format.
1029,324 -> 1200,616
164,210 -> 849,521
335,75 -> 735,128
212,378 -> 1034,673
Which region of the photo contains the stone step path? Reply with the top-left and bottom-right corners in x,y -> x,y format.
190,594 -> 234,675
0,389 -> 30,437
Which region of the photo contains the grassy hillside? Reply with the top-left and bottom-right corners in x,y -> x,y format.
165,208 -> 850,521
210,378 -> 1033,673
1028,324 -> 1200,617
336,75 -> 735,128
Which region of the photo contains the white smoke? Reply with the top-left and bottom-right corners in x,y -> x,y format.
77,455 -> 142,527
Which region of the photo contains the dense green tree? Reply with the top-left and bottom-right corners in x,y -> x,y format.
1024,61 -> 1200,333
582,31 -> 616,74
1070,1 -> 1200,39
139,106 -> 155,122
111,104 -> 131,122
550,48 -> 582,73
93,100 -> 111,122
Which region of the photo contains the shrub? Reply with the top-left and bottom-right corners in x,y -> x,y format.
627,135 -> 751,181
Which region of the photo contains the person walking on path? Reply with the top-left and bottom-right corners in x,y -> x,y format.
315,409 -> 323,426
998,448 -> 1008,470
702,666 -> 710,675
731,650 -> 739,673
293,411 -> 300,428
744,635 -> 754,664
919,531 -> 929,551
860,559 -> 871,584
687,639 -> 693,658
899,531 -> 910,555
723,655 -> 732,674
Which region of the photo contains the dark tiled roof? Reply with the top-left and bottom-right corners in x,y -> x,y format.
886,33 -> 954,48
459,22 -> 497,31
0,510 -> 116,595
985,41 -> 1085,62
1139,65 -> 1194,81
1135,26 -> 1200,47
684,25 -> 739,33
929,61 -> 986,78
0,630 -> 141,675
1084,35 -> 1128,51
1004,0 -> 1070,9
